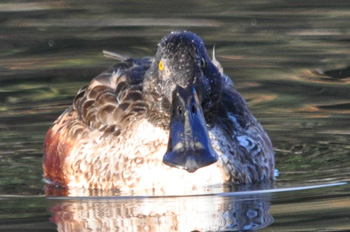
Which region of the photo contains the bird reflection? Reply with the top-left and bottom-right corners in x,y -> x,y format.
47,185 -> 273,232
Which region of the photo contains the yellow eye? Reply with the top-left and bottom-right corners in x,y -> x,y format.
159,60 -> 164,71
201,58 -> 206,68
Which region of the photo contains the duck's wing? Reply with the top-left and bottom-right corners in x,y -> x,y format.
73,58 -> 152,132
215,83 -> 253,136
43,58 -> 153,186
215,80 -> 275,182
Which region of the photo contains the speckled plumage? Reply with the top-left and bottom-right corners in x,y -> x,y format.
43,31 -> 274,193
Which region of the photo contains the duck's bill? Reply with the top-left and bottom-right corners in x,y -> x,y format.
163,85 -> 218,173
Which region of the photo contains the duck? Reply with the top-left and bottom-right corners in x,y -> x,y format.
43,31 -> 275,193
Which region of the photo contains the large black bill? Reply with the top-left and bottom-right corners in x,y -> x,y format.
163,85 -> 218,173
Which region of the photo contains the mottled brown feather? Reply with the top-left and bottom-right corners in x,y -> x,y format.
43,58 -> 157,189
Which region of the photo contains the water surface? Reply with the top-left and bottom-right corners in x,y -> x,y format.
1,0 -> 350,231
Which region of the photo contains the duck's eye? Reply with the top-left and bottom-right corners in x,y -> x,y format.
159,60 -> 164,71
200,58 -> 206,69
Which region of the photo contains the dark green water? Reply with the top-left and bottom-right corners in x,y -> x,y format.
1,0 -> 350,231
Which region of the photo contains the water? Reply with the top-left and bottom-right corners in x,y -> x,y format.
1,0 -> 350,231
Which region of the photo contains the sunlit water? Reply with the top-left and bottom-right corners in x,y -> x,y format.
1,0 -> 350,231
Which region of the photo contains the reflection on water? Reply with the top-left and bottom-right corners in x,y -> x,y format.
49,194 -> 272,232
1,0 -> 350,230
43,181 -> 274,231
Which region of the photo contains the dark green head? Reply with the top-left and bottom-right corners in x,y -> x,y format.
145,31 -> 222,118
144,31 -> 224,172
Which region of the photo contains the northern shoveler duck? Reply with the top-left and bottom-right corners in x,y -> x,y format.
43,31 -> 275,193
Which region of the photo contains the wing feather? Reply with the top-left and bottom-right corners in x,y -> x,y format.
216,82 -> 274,181
74,58 -> 151,131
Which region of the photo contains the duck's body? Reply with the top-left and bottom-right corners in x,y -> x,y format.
43,31 -> 274,193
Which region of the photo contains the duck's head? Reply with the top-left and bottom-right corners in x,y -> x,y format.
144,31 -> 223,173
